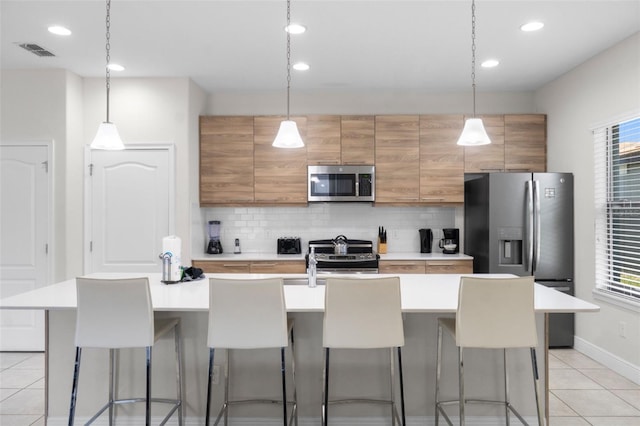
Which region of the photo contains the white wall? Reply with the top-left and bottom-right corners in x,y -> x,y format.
535,32 -> 640,369
1,71 -> 207,279
1,69 -> 70,281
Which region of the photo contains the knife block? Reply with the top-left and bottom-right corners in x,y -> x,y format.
377,239 -> 387,254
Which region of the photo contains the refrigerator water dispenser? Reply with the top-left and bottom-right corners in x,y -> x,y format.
498,227 -> 523,265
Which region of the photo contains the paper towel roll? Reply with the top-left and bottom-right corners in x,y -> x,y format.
162,235 -> 182,282
163,235 -> 182,260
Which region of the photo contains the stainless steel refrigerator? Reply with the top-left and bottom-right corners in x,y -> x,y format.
464,172 -> 575,347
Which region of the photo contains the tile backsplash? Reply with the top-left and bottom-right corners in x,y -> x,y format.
193,203 -> 463,256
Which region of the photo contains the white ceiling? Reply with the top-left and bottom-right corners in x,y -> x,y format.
1,0 -> 639,94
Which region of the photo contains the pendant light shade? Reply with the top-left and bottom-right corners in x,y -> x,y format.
457,118 -> 491,146
273,0 -> 304,148
90,0 -> 124,150
91,122 -> 125,150
273,120 -> 304,148
457,0 -> 491,147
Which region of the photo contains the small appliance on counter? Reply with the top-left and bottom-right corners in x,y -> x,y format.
277,237 -> 302,254
439,228 -> 459,254
419,228 -> 433,253
159,235 -> 182,284
206,220 -> 223,254
234,238 -> 241,254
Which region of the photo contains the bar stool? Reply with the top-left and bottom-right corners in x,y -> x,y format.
205,277 -> 297,426
322,276 -> 406,426
435,276 -> 542,426
68,277 -> 183,426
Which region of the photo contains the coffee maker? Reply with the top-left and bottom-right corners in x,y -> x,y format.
206,220 -> 223,254
439,228 -> 459,254
419,229 -> 433,253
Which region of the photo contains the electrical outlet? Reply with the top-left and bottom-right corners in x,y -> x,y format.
619,321 -> 627,338
212,365 -> 221,385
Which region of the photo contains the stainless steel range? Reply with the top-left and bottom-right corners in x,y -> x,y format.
306,235 -> 379,274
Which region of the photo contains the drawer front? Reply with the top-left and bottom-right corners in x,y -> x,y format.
250,261 -> 306,274
379,260 -> 426,274
192,260 -> 250,273
425,260 -> 473,274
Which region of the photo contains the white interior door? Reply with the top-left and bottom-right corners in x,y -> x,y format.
86,147 -> 174,273
0,144 -> 50,351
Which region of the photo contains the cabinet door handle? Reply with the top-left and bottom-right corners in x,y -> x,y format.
256,263 -> 276,267
224,263 -> 250,267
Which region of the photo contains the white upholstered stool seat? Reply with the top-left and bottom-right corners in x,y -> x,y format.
68,277 -> 183,426
435,276 -> 542,426
205,277 -> 297,426
322,276 -> 406,426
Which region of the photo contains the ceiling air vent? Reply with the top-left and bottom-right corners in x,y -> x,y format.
18,43 -> 55,57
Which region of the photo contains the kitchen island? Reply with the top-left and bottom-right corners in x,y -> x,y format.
0,273 -> 599,425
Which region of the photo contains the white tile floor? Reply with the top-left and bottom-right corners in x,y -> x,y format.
1,349 -> 639,425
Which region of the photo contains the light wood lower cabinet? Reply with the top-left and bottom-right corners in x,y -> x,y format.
379,260 -> 426,274
425,259 -> 473,274
192,260 -> 306,274
380,259 -> 472,274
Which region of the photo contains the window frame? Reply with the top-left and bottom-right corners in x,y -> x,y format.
593,112 -> 640,310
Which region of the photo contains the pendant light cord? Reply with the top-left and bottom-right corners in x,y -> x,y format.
286,0 -> 292,120
105,0 -> 112,123
471,0 -> 477,118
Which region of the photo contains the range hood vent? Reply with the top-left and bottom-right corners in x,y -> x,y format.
18,43 -> 55,57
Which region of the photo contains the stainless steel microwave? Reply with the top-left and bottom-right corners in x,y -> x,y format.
308,165 -> 375,202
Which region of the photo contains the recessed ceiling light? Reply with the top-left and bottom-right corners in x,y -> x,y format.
48,25 -> 71,36
293,62 -> 309,71
284,23 -> 306,34
481,59 -> 499,68
520,21 -> 544,32
107,63 -> 125,71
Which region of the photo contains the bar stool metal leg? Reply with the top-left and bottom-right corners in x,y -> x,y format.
206,348 -> 215,426
435,324 -> 442,426
290,328 -> 298,426
280,348 -> 288,426
397,347 -> 406,426
109,349 -> 116,426
458,347 -> 465,426
531,348 -> 543,426
322,348 -> 330,426
504,349 -> 510,426
175,322 -> 184,426
389,347 -> 396,426
68,347 -> 82,426
145,346 -> 152,426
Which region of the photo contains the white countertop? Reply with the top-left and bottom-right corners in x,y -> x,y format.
379,252 -> 473,261
0,272 -> 599,314
192,253 -> 305,261
191,252 -> 472,262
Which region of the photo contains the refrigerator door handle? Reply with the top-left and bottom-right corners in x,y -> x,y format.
534,179 -> 541,273
526,180 -> 534,273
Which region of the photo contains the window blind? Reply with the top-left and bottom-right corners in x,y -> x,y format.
594,115 -> 640,300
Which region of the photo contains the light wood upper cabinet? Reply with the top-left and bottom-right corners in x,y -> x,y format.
253,116 -> 308,205
464,114 -> 546,173
505,114 -> 547,172
419,115 -> 465,204
374,115 -> 420,204
341,115 -> 375,165
306,115 -> 342,165
199,116 -> 254,205
464,114 -> 506,173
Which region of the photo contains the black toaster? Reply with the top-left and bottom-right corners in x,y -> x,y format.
277,237 -> 302,254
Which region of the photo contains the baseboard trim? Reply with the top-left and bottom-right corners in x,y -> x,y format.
574,336 -> 640,385
48,415 -> 540,425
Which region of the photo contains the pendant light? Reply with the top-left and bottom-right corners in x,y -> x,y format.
457,0 -> 491,146
91,0 -> 124,150
272,0 -> 304,149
